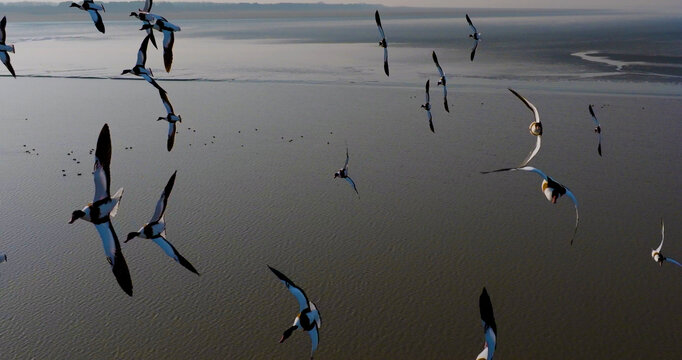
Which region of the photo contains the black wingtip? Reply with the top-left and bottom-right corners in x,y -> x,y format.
384,62 -> 389,76
113,251 -> 133,296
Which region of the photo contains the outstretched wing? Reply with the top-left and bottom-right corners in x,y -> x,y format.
564,187 -> 580,245
152,235 -> 199,275
470,40 -> 478,61
508,88 -> 540,124
589,105 -> 602,156
150,171 -> 176,223
479,288 -> 497,360
344,147 -> 350,170
141,0 -> 153,12
137,35 -> 150,67
0,52 -> 15,78
480,166 -> 549,181
0,16 -> 6,45
95,221 -> 133,296
443,87 -> 449,113
656,219 -> 665,253
432,51 -> 444,77
665,258 -> 682,267
519,134 -> 541,167
345,177 -> 359,195
375,10 -> 385,39
428,111 -> 434,133
308,324 -> 319,359
383,47 -> 389,76
93,124 -> 112,202
466,14 -> 477,34
163,30 -> 174,72
167,121 -> 176,151
268,266 -> 310,312
88,9 -> 105,33
425,79 -> 430,103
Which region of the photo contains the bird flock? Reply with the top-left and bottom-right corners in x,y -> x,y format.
0,6 -> 678,360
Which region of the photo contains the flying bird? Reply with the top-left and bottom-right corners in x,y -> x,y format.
0,17 -> 16,78
140,17 -> 180,72
334,147 -> 359,195
432,51 -> 450,112
268,266 -> 322,360
121,35 -> 166,93
477,287 -> 497,360
481,166 -> 579,244
130,0 -> 157,48
466,14 -> 481,61
125,171 -> 199,275
158,90 -> 182,151
509,88 -> 542,167
588,104 -> 602,156
652,219 -> 682,268
70,0 -> 106,34
68,124 -> 133,296
375,10 -> 389,76
420,79 -> 434,132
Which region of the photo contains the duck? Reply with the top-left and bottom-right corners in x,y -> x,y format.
0,17 -> 16,78
477,287 -> 497,360
268,266 -> 321,359
68,124 -> 132,296
508,88 -> 542,167
481,166 -> 579,244
375,10 -> 388,76
588,105 -> 602,156
125,171 -> 199,275
334,147 -> 359,195
652,219 -> 682,268
420,79 -> 434,132
466,14 -> 481,61
158,90 -> 181,151
70,0 -> 106,34
432,51 -> 450,112
140,17 -> 180,72
129,0 -> 157,48
121,35 -> 166,93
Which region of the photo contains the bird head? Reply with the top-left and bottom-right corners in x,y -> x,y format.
129,12 -> 139,18
70,2 -> 80,7
121,69 -> 131,75
68,210 -> 86,224
280,325 -> 297,343
124,232 -> 140,243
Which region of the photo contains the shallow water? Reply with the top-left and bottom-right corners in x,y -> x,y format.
0,10 -> 681,360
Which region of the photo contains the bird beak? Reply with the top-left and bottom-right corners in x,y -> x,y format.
279,336 -> 285,343
551,195 -> 557,204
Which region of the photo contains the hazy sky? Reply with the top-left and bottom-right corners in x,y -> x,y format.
2,0 -> 680,11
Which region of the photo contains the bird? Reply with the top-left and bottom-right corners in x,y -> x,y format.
375,10 -> 388,76
140,17 -> 180,72
652,219 -> 682,268
466,14 -> 481,61
588,104 -> 602,156
158,90 -> 181,151
0,16 -> 16,78
477,287 -> 497,360
121,35 -> 166,93
268,266 -> 321,359
125,171 -> 199,275
432,51 -> 450,112
129,0 -> 157,49
420,79 -> 434,132
68,124 -> 133,296
508,88 -> 542,167
69,0 -> 106,34
334,147 -> 359,195
481,166 -> 579,244
0,253 -> 6,264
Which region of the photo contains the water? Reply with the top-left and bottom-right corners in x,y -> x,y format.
0,8 -> 681,359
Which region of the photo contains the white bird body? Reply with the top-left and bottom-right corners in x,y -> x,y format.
652,219 -> 682,267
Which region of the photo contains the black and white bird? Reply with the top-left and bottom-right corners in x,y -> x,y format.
121,35 -> 166,93
70,0 -> 106,34
509,88 -> 542,167
125,171 -> 199,275
130,0 -> 157,49
268,266 -> 322,360
68,124 -> 133,296
481,166 -> 579,244
375,10 -> 389,76
652,219 -> 682,268
588,104 -> 602,156
466,14 -> 481,61
477,287 -> 497,360
158,90 -> 181,151
420,79 -> 434,133
0,17 -> 16,78
334,147 -> 359,195
432,51 -> 450,113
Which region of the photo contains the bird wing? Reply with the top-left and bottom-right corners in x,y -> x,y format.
564,187 -> 580,245
479,288 -> 497,360
268,266 -> 310,313
137,35 -> 150,67
88,9 -> 105,33
375,10 -> 385,39
589,105 -> 599,127
443,87 -> 449,113
152,235 -> 199,275
345,177 -> 359,195
159,90 -> 175,114
475,345 -> 488,360
150,171 -> 176,223
142,0 -> 152,12
425,79 -> 430,103
0,51 -> 15,78
519,134 -> 541,167
163,30 -> 174,72
432,51 -> 444,77
93,124 -> 112,202
480,166 -> 548,180
142,73 -> 166,94
428,111 -> 434,133
167,121 -> 176,152
656,219 -> 665,253
466,14 -> 477,34
665,257 -> 682,267
508,88 -> 540,124
383,48 -> 389,76
308,324 -> 319,359
344,147 -> 349,170
95,221 -> 133,296
470,40 -> 478,62
0,16 -> 6,45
